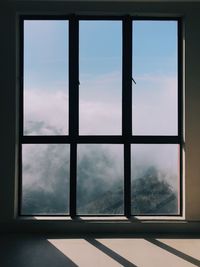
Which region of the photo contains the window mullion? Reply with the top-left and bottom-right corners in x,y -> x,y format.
18,18 -> 24,216
178,18 -> 183,216
122,16 -> 132,137
178,18 -> 183,139
19,18 -> 24,141
69,16 -> 79,218
123,17 -> 132,218
69,16 -> 79,138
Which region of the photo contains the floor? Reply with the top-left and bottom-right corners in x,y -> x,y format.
0,234 -> 200,267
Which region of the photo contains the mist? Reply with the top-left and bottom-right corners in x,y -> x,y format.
22,71 -> 179,215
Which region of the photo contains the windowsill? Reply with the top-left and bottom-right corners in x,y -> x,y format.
17,215 -> 185,222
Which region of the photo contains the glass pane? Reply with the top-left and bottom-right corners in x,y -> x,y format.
24,20 -> 68,135
132,21 -> 178,135
131,144 -> 180,215
79,21 -> 122,135
22,144 -> 70,215
77,144 -> 124,215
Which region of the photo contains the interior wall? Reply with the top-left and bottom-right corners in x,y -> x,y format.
185,10 -> 200,220
0,0 -> 200,233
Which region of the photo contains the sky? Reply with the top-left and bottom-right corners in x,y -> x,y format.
24,19 -> 178,136
22,19 -> 179,214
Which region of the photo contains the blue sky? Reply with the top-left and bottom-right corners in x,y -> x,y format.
24,19 -> 178,135
24,20 -> 177,87
133,21 -> 177,76
24,20 -> 68,91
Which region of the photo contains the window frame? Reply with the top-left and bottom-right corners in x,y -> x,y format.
18,15 -> 183,218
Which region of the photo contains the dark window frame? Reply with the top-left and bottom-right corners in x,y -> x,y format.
18,15 -> 183,218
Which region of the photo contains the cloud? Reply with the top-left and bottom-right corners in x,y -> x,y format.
77,144 -> 124,213
22,144 -> 70,191
24,89 -> 68,135
133,74 -> 178,135
77,144 -> 123,183
25,72 -> 177,136
79,101 -> 121,135
22,144 -> 70,214
79,71 -> 122,134
131,144 -> 179,189
22,72 -> 179,214
25,71 -> 122,135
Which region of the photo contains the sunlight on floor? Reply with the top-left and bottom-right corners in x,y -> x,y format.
96,238 -> 197,267
157,238 -> 200,261
48,239 -> 121,267
48,238 -> 200,267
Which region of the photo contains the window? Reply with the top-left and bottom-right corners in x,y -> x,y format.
19,16 -> 182,217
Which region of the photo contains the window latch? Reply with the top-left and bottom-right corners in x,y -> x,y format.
132,77 -> 136,85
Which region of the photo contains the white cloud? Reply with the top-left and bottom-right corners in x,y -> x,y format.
25,71 -> 122,135
77,144 -> 124,184
22,144 -> 70,194
23,72 -> 179,191
24,89 -> 68,135
131,144 -> 179,189
79,101 -> 121,135
133,74 -> 178,135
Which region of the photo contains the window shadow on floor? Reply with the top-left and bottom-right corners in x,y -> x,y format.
85,237 -> 137,267
0,234 -> 78,267
145,238 -> 200,266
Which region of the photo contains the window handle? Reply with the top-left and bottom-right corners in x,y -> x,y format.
132,77 -> 136,85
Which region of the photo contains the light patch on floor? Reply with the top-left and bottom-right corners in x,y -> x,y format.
48,239 -> 122,267
48,238 -> 200,267
96,238 -> 197,267
157,238 -> 200,261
